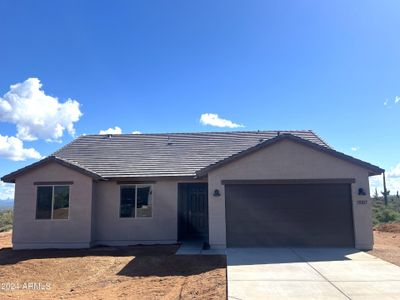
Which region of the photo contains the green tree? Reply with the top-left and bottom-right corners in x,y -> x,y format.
0,209 -> 13,232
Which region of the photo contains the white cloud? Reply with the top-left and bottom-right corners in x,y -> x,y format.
350,146 -> 359,152
369,163 -> 400,196
132,131 -> 141,134
0,134 -> 42,161
200,113 -> 244,128
388,163 -> 400,178
384,96 -> 400,107
0,182 -> 14,200
0,78 -> 82,142
369,176 -> 400,196
99,126 -> 122,135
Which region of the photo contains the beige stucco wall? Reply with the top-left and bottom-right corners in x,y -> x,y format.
13,162 -> 94,249
12,161 -> 203,248
208,139 -> 373,250
92,180 -> 179,245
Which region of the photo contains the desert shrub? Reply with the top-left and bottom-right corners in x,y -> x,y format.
372,195 -> 400,226
0,209 -> 13,232
373,208 -> 400,225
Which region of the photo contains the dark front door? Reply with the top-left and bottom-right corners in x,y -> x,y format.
178,183 -> 209,241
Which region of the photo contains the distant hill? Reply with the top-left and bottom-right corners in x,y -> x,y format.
0,199 -> 14,210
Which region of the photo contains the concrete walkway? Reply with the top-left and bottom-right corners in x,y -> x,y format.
227,248 -> 400,300
175,241 -> 226,255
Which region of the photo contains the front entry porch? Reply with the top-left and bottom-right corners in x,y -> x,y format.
178,183 -> 209,243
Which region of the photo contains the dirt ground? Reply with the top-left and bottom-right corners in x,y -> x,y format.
0,231 -> 11,248
0,231 -> 226,300
368,223 -> 400,266
1,223 -> 398,300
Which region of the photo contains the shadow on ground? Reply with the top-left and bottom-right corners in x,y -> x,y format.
0,244 -> 226,277
0,244 -> 179,265
118,255 -> 226,277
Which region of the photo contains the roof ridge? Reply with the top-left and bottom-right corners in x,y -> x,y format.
309,130 -> 332,149
52,136 -> 82,156
81,129 -> 315,137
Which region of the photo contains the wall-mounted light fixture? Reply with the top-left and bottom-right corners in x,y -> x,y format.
213,189 -> 221,197
358,188 -> 366,196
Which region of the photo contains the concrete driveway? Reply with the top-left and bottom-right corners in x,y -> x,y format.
227,248 -> 400,300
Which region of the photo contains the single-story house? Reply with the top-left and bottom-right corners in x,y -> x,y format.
2,130 -> 383,250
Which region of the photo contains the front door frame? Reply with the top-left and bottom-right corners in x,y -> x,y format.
178,182 -> 209,242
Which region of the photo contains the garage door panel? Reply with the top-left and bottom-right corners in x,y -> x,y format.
225,183 -> 355,247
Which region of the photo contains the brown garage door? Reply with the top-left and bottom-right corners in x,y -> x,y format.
225,183 -> 355,247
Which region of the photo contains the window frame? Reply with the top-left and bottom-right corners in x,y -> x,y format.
35,184 -> 70,220
119,184 -> 154,219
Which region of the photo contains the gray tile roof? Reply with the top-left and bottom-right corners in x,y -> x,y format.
51,130 -> 329,178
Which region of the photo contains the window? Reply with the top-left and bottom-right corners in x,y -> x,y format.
120,185 -> 153,218
36,186 -> 53,219
53,186 -> 70,219
120,186 -> 135,218
137,185 -> 153,217
36,186 -> 69,219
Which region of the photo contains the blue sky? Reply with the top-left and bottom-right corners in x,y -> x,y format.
1,0 -> 399,199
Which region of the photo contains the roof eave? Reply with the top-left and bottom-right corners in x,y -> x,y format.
196,134 -> 384,177
1,156 -> 104,183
